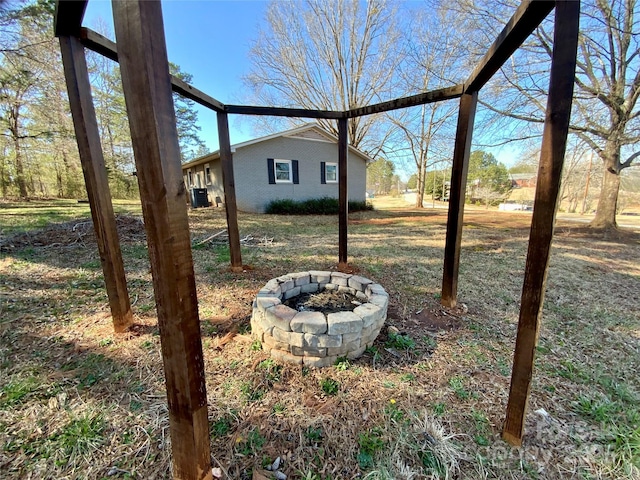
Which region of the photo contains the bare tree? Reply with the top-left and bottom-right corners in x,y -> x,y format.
31,31 -> 84,198
0,1 -> 55,198
573,0 -> 640,228
0,65 -> 31,198
244,0 -> 401,155
453,0 -> 640,230
387,2 -> 467,208
555,140 -> 602,215
0,5 -> 206,200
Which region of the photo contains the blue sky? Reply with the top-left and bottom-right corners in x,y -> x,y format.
83,0 -> 268,151
82,0 -> 520,170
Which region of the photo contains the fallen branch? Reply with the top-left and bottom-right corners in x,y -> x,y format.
259,236 -> 274,246
214,331 -> 236,350
194,229 -> 227,246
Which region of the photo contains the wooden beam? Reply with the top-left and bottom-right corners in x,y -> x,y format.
225,104 -> 345,119
172,76 -> 225,112
80,28 -> 118,62
59,35 -> 133,333
441,92 -> 478,308
217,112 -> 243,272
54,0 -> 88,37
338,118 -> 348,268
503,0 -> 580,447
346,85 -> 464,118
227,85 -> 462,119
79,27 -> 458,121
465,0 -> 555,93
111,2 -> 212,479
80,28 -> 225,113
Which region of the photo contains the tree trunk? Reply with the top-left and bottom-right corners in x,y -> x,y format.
9,104 -> 28,199
415,169 -> 425,207
56,163 -> 64,197
591,165 -> 620,229
61,148 -> 74,197
591,139 -> 622,230
56,101 -> 76,198
14,137 -> 28,199
0,144 -> 7,198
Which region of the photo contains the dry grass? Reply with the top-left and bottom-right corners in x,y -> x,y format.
1,198 -> 639,479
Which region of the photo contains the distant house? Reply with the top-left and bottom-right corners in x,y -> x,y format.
181,124 -> 372,213
509,173 -> 537,188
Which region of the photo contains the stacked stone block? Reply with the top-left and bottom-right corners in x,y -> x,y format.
251,271 -> 388,367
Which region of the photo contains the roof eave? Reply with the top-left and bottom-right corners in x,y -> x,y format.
181,123 -> 374,168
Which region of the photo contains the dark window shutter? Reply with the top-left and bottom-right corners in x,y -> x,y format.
267,158 -> 275,184
292,160 -> 299,184
320,162 -> 326,184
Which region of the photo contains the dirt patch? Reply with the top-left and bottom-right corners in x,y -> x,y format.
386,302 -> 465,337
554,224 -> 640,243
413,308 -> 464,332
335,262 -> 361,274
283,289 -> 361,314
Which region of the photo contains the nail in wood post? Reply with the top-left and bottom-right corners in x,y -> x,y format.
441,91 -> 478,308
111,2 -> 212,478
338,117 -> 348,268
217,112 -> 243,272
503,0 -> 580,446
59,35 -> 133,333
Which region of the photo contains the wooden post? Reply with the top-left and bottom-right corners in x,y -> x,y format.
338,117 -> 348,268
54,0 -> 88,37
503,0 -> 580,446
111,2 -> 212,479
59,35 -> 133,333
217,112 -> 243,272
441,92 -> 478,308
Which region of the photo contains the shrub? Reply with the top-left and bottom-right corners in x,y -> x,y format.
348,200 -> 372,212
320,377 -> 340,396
265,197 -> 373,215
385,332 -> 416,351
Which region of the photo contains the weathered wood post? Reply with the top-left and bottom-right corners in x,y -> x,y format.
338,117 -> 349,268
217,112 -> 243,272
503,0 -> 580,446
439,0 -> 556,308
111,1 -> 212,478
441,92 -> 477,308
58,33 -> 133,333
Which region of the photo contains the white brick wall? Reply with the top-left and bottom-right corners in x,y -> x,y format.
233,136 -> 367,213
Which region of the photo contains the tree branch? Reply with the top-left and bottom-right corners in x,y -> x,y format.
620,150 -> 640,169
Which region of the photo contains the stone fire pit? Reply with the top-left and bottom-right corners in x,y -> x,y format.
251,271 -> 388,367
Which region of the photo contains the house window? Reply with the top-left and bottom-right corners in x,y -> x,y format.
268,158 -> 299,184
205,164 -> 212,185
275,159 -> 292,183
321,161 -> 338,184
325,162 -> 338,183
187,169 -> 193,187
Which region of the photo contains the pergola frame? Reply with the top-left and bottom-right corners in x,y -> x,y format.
54,1 -> 579,478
